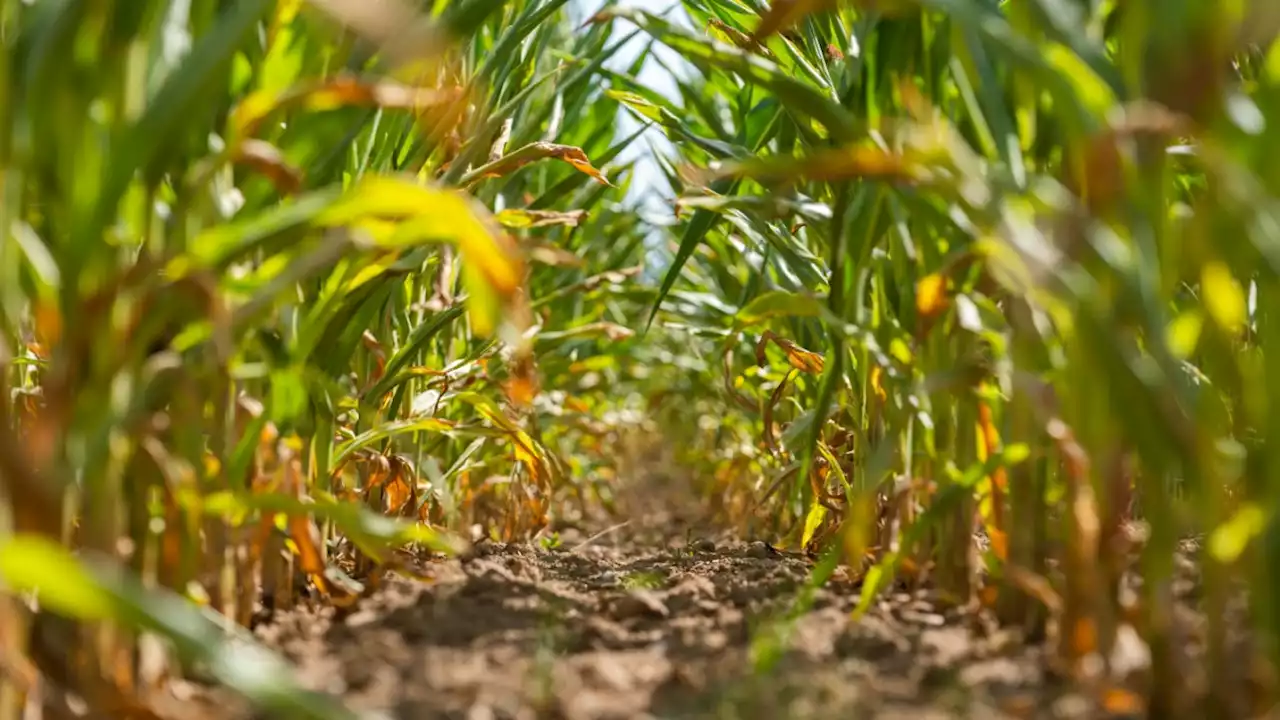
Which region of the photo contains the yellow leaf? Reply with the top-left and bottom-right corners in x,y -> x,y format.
1209,503 -> 1266,563
916,273 -> 948,317
1165,310 -> 1204,359
801,501 -> 828,548
1201,262 -> 1247,335
869,365 -> 887,402
495,208 -> 587,229
319,175 -> 525,337
0,535 -> 114,620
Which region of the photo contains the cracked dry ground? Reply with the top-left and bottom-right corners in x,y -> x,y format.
180,532 -> 1147,720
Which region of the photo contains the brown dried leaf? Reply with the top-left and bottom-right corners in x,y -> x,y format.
756,331 -> 825,374
762,369 -> 795,456
466,142 -> 612,187
495,208 -> 588,229
1100,686 -> 1145,715
232,139 -> 302,195
288,514 -> 328,595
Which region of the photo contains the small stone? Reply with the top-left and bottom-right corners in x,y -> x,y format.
612,589 -> 670,620
692,537 -> 716,553
746,541 -> 776,559
899,610 -> 947,627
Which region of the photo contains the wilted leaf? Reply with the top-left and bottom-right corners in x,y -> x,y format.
232,139 -> 303,195
756,331 -> 825,374
504,353 -> 540,408
464,142 -> 612,187
495,208 -> 588,229
288,515 -> 330,595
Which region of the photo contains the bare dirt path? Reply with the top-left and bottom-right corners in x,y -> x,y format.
178,524 -> 1120,720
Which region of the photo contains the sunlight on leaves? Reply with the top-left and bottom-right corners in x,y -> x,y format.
0,535 -> 113,620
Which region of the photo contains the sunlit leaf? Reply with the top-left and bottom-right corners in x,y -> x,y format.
734,291 -> 825,328
1209,503 -> 1268,563
0,535 -> 113,620
686,145 -> 914,187
1166,310 -> 1204,359
801,501 -> 828,548
231,75 -> 464,141
1200,261 -> 1247,335
916,273 -> 949,318
318,175 -> 525,336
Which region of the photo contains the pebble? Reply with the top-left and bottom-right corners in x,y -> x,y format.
692,537 -> 716,553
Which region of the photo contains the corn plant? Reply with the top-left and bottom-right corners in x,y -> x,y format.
611,0 -> 1280,715
0,0 -> 671,716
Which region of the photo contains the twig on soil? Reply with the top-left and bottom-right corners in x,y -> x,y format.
569,521 -> 631,553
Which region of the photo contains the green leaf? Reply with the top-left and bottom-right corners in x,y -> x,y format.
0,535 -> 113,620
734,291 -> 827,328
91,0 -> 274,243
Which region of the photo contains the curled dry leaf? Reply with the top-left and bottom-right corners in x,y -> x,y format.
495,208 -> 588,229
231,139 -> 303,195
464,142 -> 612,187
762,369 -> 795,456
722,345 -> 758,412
756,330 -> 825,374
